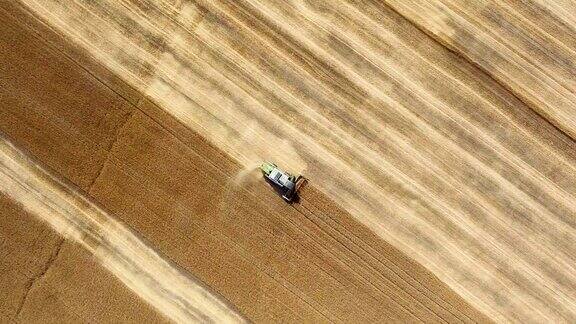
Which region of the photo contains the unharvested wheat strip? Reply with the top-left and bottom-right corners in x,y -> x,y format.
0,136 -> 246,324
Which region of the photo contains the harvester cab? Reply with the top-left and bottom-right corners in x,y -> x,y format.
260,162 -> 305,203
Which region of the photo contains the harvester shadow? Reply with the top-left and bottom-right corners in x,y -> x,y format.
263,176 -> 308,204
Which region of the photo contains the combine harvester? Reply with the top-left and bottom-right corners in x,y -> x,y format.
260,162 -> 306,203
